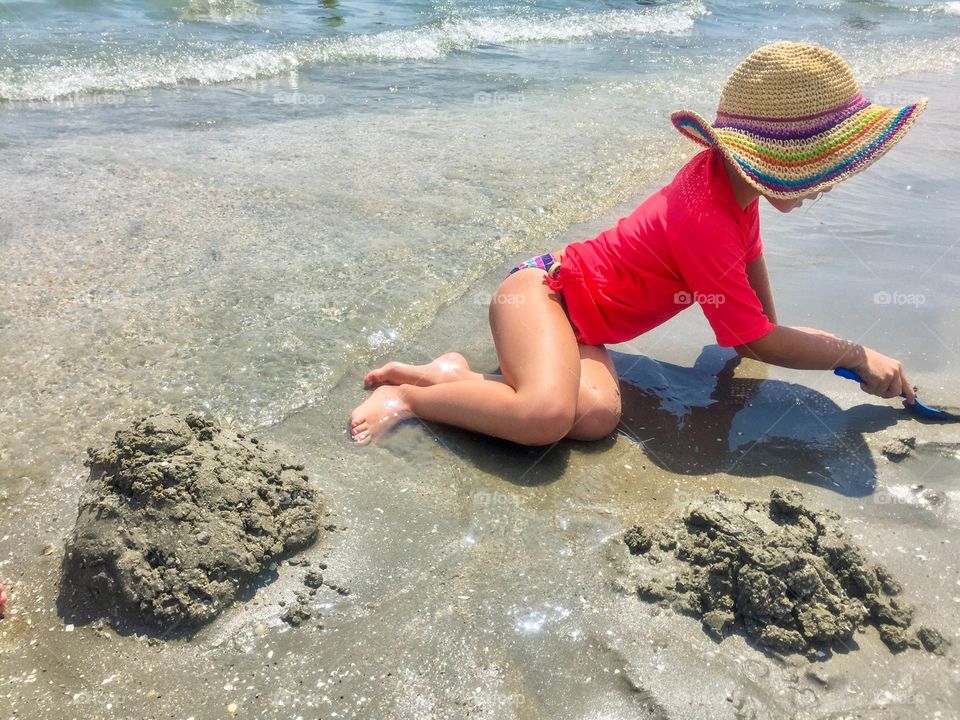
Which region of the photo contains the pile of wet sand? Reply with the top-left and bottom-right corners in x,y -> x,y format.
624,489 -> 947,657
62,413 -> 324,631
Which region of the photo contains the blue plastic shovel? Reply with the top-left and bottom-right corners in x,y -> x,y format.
835,367 -> 960,422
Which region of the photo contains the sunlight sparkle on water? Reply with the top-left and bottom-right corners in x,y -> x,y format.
512,604 -> 571,634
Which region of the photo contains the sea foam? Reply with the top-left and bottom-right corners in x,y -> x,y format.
0,2 -> 706,102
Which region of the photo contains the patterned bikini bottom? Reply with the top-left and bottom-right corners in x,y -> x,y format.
506,252 -> 561,279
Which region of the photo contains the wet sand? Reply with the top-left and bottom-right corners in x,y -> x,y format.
1,71 -> 959,719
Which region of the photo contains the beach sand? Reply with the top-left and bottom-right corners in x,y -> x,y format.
0,71 -> 958,719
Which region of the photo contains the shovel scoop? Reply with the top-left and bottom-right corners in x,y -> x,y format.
835,367 -> 960,423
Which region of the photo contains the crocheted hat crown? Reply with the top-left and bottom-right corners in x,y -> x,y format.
719,43 -> 859,118
671,42 -> 927,199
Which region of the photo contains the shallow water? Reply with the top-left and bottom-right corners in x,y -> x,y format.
1,0 -> 960,717
2,0 -> 960,487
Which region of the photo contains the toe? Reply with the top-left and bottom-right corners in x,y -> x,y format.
349,419 -> 371,444
349,408 -> 367,428
365,362 -> 399,388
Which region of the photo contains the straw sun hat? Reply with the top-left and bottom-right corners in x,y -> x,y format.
671,41 -> 927,200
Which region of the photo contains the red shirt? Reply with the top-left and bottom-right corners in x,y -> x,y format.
547,149 -> 775,347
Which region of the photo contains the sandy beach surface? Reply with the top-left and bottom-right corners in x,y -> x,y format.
1,69 -> 958,719
1,2 -> 960,715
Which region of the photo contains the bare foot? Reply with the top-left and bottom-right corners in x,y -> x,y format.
349,386 -> 414,445
364,352 -> 473,389
0,581 -> 7,617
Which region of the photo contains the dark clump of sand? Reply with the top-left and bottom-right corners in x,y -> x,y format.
881,436 -> 916,462
624,489 -> 948,658
61,413 -> 324,631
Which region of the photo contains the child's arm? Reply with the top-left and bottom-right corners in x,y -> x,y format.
740,253 -> 913,402
745,254 -> 776,324
736,326 -> 916,403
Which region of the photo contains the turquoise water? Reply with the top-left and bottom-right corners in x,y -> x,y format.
3,0 -> 960,105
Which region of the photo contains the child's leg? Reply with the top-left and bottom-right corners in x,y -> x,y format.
364,352 -> 482,389
361,345 -> 621,440
566,343 -> 621,441
349,269 -> 582,445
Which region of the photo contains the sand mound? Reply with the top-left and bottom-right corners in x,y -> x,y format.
62,413 -> 324,631
624,489 -> 947,657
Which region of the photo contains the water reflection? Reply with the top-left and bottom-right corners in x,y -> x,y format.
319,0 -> 344,27
178,0 -> 259,22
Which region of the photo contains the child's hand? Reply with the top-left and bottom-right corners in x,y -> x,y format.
850,348 -> 915,404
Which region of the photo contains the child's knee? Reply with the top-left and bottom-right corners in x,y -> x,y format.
597,403 -> 622,431
569,405 -> 621,441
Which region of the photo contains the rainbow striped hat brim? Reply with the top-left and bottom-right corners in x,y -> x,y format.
671,42 -> 927,200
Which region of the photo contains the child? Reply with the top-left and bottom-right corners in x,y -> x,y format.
350,41 -> 926,446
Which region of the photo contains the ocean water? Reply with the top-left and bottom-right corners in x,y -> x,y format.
2,0 -> 960,103
3,2 -> 960,717
2,0 -> 960,481
1,0 -> 959,479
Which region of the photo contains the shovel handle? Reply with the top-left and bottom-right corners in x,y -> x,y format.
836,367 -> 911,401
834,367 -> 865,384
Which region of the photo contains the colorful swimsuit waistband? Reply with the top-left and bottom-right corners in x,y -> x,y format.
507,252 -> 561,277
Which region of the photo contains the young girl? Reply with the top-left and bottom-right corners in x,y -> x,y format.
350,41 -> 926,446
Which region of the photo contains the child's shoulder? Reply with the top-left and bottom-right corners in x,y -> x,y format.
657,149 -> 758,241
671,148 -> 724,190
661,149 -> 736,212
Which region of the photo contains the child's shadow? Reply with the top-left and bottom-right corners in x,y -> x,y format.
437,345 -> 896,496
613,345 -> 898,497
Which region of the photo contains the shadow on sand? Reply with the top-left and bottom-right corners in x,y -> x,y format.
438,345 -> 896,496
612,345 -> 897,497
